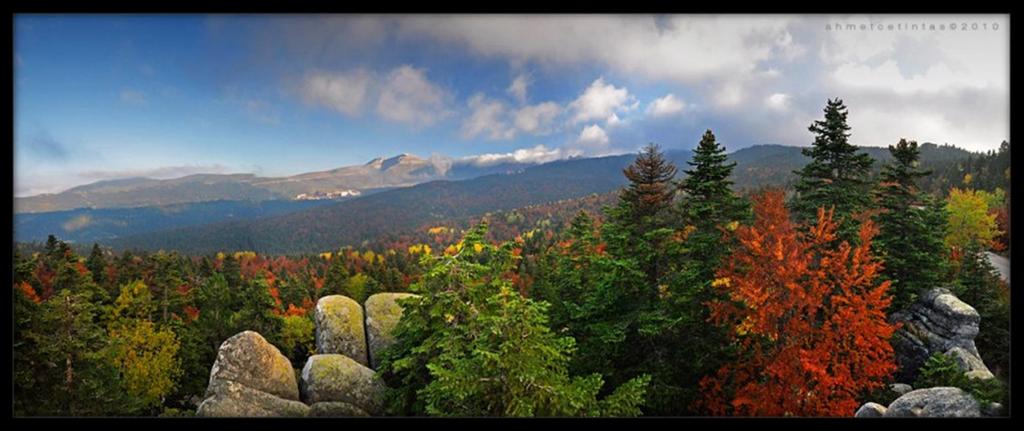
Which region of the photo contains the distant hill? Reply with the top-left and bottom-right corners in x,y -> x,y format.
27,142 -> 990,253
107,154 -> 642,254
16,153 -> 522,213
14,199 -> 337,244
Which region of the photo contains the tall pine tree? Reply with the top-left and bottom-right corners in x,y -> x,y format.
872,139 -> 949,310
605,143 -> 678,288
791,98 -> 874,243
677,129 -> 749,282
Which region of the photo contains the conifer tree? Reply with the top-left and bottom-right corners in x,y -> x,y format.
872,139 -> 949,310
613,143 -> 678,231
86,243 -> 107,286
377,223 -> 650,417
791,98 -> 874,243
677,129 -> 749,284
606,143 -> 678,287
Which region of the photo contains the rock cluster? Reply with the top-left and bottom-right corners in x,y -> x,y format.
855,288 -> 1000,418
196,293 -> 418,417
855,387 -> 981,418
890,288 -> 993,382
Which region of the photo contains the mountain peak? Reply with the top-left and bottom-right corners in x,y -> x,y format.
381,153 -> 423,171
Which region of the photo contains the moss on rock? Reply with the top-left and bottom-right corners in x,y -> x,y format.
300,354 -> 385,415
364,293 -> 419,369
315,295 -> 368,365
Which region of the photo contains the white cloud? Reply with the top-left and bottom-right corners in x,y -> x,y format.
569,78 -> 635,124
713,82 -> 744,108
645,94 -> 686,117
456,144 -> 568,167
513,101 -> 561,134
462,93 -> 515,140
765,93 -> 791,111
575,124 -> 610,151
300,69 -> 372,116
397,15 -> 801,86
377,65 -> 451,127
507,73 -> 530,104
120,89 -> 147,106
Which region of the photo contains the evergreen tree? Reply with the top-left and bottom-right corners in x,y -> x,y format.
30,289 -> 127,415
791,98 -> 875,243
954,244 -> 1010,381
614,143 -> 678,229
872,139 -> 950,310
377,223 -> 650,416
606,143 -> 678,287
324,253 -> 351,297
86,243 -> 107,286
677,129 -> 750,285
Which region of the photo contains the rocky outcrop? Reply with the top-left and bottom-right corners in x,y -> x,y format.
300,354 -> 385,415
883,387 -> 980,417
365,293 -> 418,368
198,293 -> 414,417
315,295 -> 368,366
196,331 -> 306,417
890,288 -> 991,383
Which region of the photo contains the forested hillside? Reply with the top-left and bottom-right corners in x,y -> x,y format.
13,99 -> 1010,418
102,141 -> 1003,256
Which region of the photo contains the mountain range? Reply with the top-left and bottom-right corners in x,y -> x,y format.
15,153 -> 538,214
15,142 -> 981,254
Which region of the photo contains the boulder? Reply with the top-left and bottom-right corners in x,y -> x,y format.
204,331 -> 300,401
300,354 -> 385,415
946,346 -> 993,378
197,378 -> 310,417
855,402 -> 887,418
884,387 -> 981,417
889,383 -> 913,396
365,293 -> 419,368
315,295 -> 368,365
890,288 -> 986,383
308,401 -> 371,417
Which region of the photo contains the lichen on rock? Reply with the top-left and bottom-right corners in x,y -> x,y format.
365,292 -> 419,369
196,331 -> 305,417
300,354 -> 385,415
883,387 -> 980,417
315,295 -> 368,366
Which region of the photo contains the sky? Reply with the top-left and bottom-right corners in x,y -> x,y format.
14,14 -> 1010,197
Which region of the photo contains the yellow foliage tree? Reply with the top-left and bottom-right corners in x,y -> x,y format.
945,188 -> 1001,254
107,281 -> 182,411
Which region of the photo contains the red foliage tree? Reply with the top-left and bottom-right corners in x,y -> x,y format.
697,189 -> 896,417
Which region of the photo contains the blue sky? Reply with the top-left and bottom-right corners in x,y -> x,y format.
15,14 -> 1010,196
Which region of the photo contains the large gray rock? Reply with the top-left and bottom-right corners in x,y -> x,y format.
196,379 -> 310,417
300,354 -> 385,415
365,293 -> 418,369
204,331 -> 300,401
890,288 -> 987,383
308,401 -> 371,417
946,346 -> 993,378
315,295 -> 369,365
855,402 -> 887,417
884,387 -> 981,417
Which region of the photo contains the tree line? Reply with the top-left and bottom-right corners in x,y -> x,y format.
13,99 -> 1009,416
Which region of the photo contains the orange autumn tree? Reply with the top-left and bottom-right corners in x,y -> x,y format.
697,189 -> 896,416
